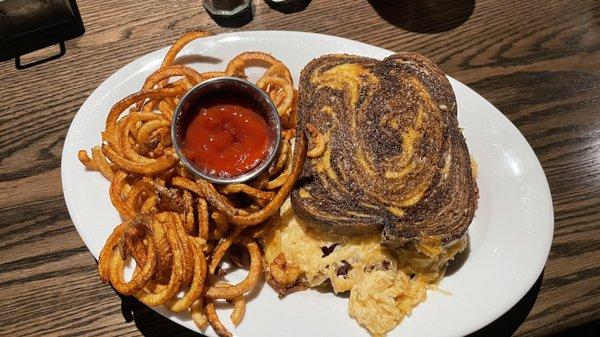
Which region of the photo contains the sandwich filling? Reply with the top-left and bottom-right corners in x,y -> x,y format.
262,201 -> 467,337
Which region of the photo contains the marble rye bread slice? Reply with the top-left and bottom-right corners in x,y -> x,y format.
290,53 -> 479,247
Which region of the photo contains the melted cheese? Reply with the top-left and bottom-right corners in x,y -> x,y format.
310,63 -> 378,110
262,201 -> 466,337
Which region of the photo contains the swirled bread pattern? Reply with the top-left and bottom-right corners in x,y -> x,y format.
291,53 -> 478,246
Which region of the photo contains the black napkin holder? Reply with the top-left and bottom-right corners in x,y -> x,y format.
0,0 -> 84,69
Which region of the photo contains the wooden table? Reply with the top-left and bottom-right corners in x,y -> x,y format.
1,0 -> 598,336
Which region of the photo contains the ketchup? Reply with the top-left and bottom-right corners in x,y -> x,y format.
182,96 -> 269,177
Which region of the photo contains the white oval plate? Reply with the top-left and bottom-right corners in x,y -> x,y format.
61,31 -> 553,337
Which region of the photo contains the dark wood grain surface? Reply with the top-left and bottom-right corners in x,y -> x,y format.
1,0 -> 598,336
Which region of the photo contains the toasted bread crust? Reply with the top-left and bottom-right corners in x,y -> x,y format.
291,53 -> 478,246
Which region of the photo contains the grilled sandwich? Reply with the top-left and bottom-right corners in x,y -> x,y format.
290,53 -> 478,247
261,53 -> 478,336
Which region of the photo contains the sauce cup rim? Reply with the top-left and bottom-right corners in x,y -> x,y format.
171,77 -> 282,184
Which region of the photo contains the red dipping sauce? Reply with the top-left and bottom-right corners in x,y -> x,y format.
182,96 -> 270,178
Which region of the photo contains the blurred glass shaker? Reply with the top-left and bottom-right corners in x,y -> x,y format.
264,0 -> 310,12
204,0 -> 251,17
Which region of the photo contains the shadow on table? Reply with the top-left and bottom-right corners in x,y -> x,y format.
119,293 -> 204,336
466,271 -> 544,337
117,274 -> 263,336
266,0 -> 312,14
547,320 -> 600,337
118,269 -> 547,337
446,235 -> 471,276
173,55 -> 222,66
367,0 -> 475,34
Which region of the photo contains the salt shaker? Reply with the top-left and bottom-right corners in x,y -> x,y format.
204,0 -> 252,17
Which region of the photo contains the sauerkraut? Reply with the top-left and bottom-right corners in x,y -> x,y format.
262,201 -> 466,336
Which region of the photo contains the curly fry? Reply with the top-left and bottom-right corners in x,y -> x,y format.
98,222 -> 127,282
268,253 -> 303,288
158,101 -> 174,121
244,211 -> 281,239
142,99 -> 159,113
105,88 -> 185,135
269,138 -> 290,176
225,51 -> 283,78
210,211 -> 229,240
230,295 -> 246,326
256,75 -> 294,117
247,170 -> 270,190
143,65 -> 204,91
78,150 -> 98,170
209,226 -> 243,274
101,131 -> 120,150
266,141 -> 292,190
140,195 -> 158,214
204,239 -> 262,300
220,183 -> 274,207
205,299 -> 232,337
201,71 -> 227,79
150,214 -> 173,283
103,144 -> 178,175
136,218 -> 184,306
109,238 -> 157,295
124,236 -> 148,267
100,216 -> 155,294
137,120 -> 170,147
198,198 -> 210,240
191,298 -> 209,329
261,62 -> 292,83
306,123 -> 326,158
164,239 -> 207,312
109,171 -> 134,218
125,182 -> 146,211
121,182 -> 133,199
119,113 -> 166,162
92,146 -> 114,181
182,190 -> 195,234
169,212 -> 194,283
175,164 -> 194,180
160,31 -> 213,78
230,132 -> 307,227
197,178 -> 247,216
282,128 -> 296,140
171,177 -> 246,217
270,88 -> 285,106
